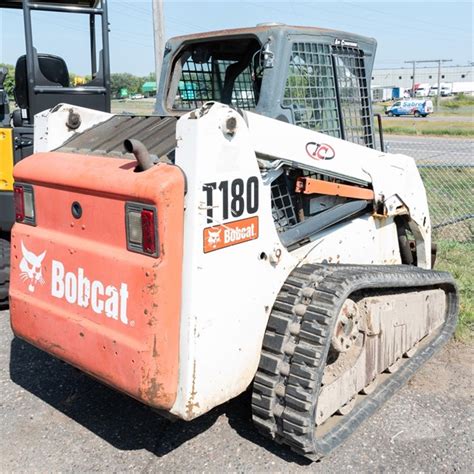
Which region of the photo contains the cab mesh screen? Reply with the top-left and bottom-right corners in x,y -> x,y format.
283,43 -> 341,138
332,45 -> 374,148
172,57 -> 256,110
283,42 -> 374,148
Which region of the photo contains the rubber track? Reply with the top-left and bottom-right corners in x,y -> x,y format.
251,263 -> 458,460
0,235 -> 10,305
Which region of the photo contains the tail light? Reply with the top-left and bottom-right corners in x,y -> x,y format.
14,183 -> 36,225
125,202 -> 159,257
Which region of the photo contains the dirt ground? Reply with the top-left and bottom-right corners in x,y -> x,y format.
0,309 -> 472,472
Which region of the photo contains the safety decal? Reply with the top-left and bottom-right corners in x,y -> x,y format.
305,141 -> 336,161
203,216 -> 259,254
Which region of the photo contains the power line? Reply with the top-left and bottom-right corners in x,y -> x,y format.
347,1 -> 472,34
283,1 -> 469,45
405,59 -> 453,109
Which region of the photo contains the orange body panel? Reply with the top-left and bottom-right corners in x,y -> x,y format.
295,177 -> 375,200
10,152 -> 185,410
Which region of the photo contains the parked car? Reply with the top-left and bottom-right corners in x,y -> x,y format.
131,93 -> 145,100
385,99 -> 433,117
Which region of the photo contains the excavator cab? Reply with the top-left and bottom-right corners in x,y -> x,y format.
0,0 -> 111,304
2,0 -> 110,125
156,24 -> 377,149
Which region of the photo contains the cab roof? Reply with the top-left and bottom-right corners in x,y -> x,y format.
169,23 -> 375,47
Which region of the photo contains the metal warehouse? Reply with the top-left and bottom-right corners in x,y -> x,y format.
372,64 -> 473,88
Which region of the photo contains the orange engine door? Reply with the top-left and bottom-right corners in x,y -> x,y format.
10,152 -> 185,411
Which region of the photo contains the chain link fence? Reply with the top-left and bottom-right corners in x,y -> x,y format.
385,137 -> 473,242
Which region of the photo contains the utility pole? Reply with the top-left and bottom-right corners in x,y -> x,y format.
152,0 -> 165,92
405,59 -> 452,109
435,59 -> 452,109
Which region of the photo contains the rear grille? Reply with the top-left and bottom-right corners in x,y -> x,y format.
57,115 -> 177,162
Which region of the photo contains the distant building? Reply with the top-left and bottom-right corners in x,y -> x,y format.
372,64 -> 473,89
141,81 -> 157,97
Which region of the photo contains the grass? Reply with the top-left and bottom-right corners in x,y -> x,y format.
377,118 -> 474,137
419,167 -> 473,242
111,98 -> 155,115
420,163 -> 473,340
435,240 -> 474,341
442,93 -> 474,109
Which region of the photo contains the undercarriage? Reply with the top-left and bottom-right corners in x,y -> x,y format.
252,263 -> 458,459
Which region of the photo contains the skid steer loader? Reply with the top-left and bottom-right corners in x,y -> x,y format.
9,25 -> 458,460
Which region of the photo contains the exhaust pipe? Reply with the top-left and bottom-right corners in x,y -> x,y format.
124,139 -> 153,171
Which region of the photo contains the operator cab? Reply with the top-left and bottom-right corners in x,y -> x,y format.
1,0 -> 110,127
156,25 -> 377,149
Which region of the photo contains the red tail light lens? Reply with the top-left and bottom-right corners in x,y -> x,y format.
14,185 -> 25,222
14,183 -> 36,225
125,203 -> 159,257
141,209 -> 156,255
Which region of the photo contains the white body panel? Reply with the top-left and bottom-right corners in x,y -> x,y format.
169,103 -> 431,419
35,103 -> 432,419
34,104 -> 112,152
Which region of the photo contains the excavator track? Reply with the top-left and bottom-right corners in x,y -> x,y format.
0,234 -> 10,306
251,263 -> 458,460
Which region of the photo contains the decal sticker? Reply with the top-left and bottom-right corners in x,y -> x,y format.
203,216 -> 259,253
306,141 -> 336,161
19,241 -> 46,292
18,241 -> 129,325
334,38 -> 358,48
203,176 -> 259,223
51,261 -> 129,325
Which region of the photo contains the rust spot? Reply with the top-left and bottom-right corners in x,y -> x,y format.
147,315 -> 157,327
185,359 -> 200,419
143,376 -> 164,404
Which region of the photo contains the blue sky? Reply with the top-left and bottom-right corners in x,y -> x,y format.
1,1 -> 472,76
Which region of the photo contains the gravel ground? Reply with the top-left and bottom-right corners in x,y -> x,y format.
0,308 -> 472,472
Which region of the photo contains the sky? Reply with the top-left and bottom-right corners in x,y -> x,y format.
1,1 -> 473,76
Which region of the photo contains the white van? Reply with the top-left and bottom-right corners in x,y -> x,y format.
385,99 -> 434,117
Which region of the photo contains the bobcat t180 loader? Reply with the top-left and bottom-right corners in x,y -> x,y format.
9,25 -> 458,460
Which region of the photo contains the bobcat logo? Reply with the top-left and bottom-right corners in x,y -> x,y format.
207,229 -> 221,248
19,241 -> 46,293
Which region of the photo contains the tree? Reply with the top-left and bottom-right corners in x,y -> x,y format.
110,72 -> 143,97
0,63 -> 16,98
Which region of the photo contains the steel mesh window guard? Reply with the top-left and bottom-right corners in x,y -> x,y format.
173,57 -> 256,111
283,42 -> 341,138
332,46 -> 374,148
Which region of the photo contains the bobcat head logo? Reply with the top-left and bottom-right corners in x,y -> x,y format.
207,229 -> 221,248
19,241 -> 46,293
